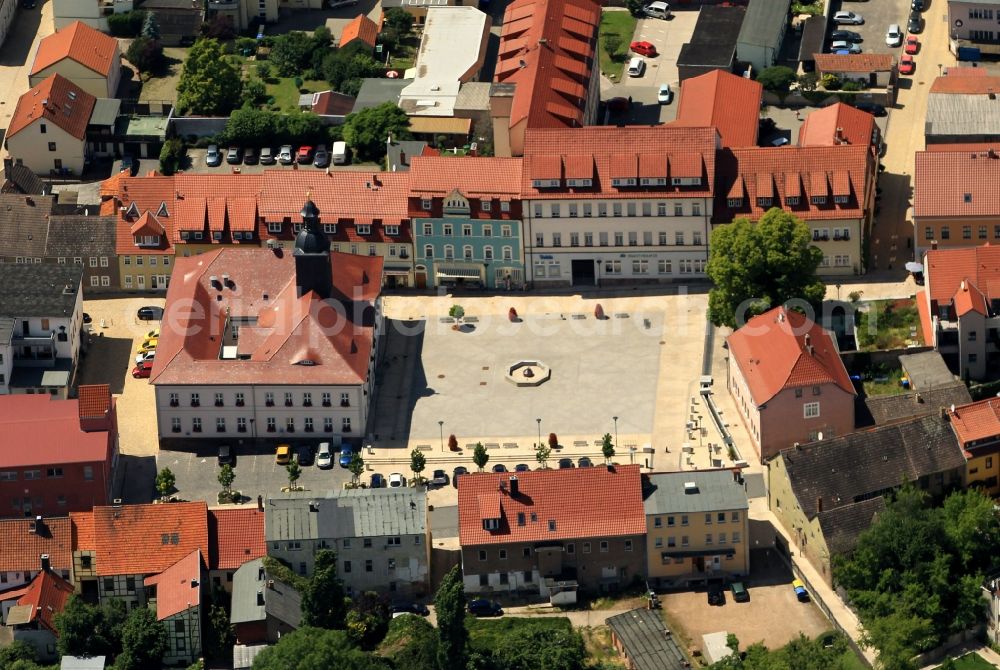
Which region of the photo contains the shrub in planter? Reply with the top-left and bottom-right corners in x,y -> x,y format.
548,432 -> 558,448
508,307 -> 518,322
448,434 -> 458,451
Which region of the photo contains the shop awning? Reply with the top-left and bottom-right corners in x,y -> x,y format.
661,548 -> 735,560
436,267 -> 481,279
383,265 -> 412,275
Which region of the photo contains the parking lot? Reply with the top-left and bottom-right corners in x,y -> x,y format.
831,0 -> 923,56
180,147 -> 380,175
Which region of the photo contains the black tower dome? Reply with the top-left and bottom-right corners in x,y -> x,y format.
293,196 -> 333,299
294,198 -> 329,255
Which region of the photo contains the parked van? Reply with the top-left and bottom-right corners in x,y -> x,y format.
627,57 -> 645,78
332,141 -> 348,165
643,1 -> 670,19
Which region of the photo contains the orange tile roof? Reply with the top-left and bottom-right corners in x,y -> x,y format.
458,465 -> 645,546
16,569 -> 74,632
930,72 -> 1000,94
953,280 -> 988,316
949,398 -> 1000,447
143,549 -> 202,620
671,70 -> 762,148
914,149 -> 1000,219
92,502 -> 208,576
727,306 -> 855,405
814,53 -> 894,74
31,21 -> 119,78
798,103 -> 876,149
495,0 -> 600,131
258,170 -> 410,224
408,157 -> 522,197
714,144 -> 872,222
208,508 -> 265,571
77,384 -> 111,419
340,14 -> 379,49
522,126 -> 717,199
0,517 -> 73,573
7,74 -> 96,141
924,245 -> 1000,308
70,511 -> 95,550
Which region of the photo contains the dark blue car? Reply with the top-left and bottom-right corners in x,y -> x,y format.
339,446 -> 353,468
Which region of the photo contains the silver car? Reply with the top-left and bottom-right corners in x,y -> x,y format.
259,147 -> 275,165
314,144 -> 330,168
278,145 -> 294,165
205,145 -> 222,167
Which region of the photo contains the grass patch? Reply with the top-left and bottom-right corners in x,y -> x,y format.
467,616 -> 572,653
838,646 -> 869,670
953,653 -> 997,670
861,365 -> 905,397
598,10 -> 637,81
581,626 -> 625,667
855,299 -> 923,351
387,35 -> 420,72
139,47 -> 188,103
264,77 -> 329,112
792,0 -> 823,15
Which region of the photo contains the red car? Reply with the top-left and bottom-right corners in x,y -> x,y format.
297,145 -> 313,164
132,362 -> 152,378
904,36 -> 919,54
630,41 -> 657,57
899,54 -> 915,75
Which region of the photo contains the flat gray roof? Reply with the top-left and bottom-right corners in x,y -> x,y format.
927,93 -> 1000,137
643,470 -> 749,515
737,0 -> 790,48
606,608 -> 689,670
60,658 -> 107,670
230,558 -> 265,625
90,98 -> 121,127
266,488 -> 426,541
899,350 -> 960,390
352,78 -> 410,113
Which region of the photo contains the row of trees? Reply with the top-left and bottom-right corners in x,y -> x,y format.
53,596 -> 169,669
709,632 -> 859,669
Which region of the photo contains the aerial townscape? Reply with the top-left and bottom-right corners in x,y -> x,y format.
7,0 -> 1000,669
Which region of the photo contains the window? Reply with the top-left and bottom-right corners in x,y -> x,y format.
499,549 -> 507,560
444,245 -> 454,259
551,204 -> 561,217
582,542 -> 591,553
478,550 -> 487,561
40,123 -> 46,134
705,513 -> 712,525
941,226 -> 950,240
552,233 -> 561,247
600,541 -> 609,552
304,417 -> 314,432
980,226 -> 988,240
424,244 -> 434,259
614,231 -> 623,246
681,535 -> 689,547
655,537 -> 663,547
534,203 -> 543,218
90,276 -> 100,287
599,231 -> 608,246
443,224 -> 453,236
46,467 -> 63,478
170,416 -> 181,432
604,260 -> 622,275
568,203 -> 578,218
340,392 -> 350,407
804,402 -> 820,418
365,560 -> 373,572
632,260 -> 648,274
570,232 -> 579,247
83,466 -> 93,480
535,232 -> 544,247
463,245 -> 473,260
237,417 -> 247,433
324,417 -> 333,432
719,532 -> 727,544
267,418 -> 276,432
706,533 -> 713,545
284,392 -> 293,406
265,392 -> 274,406
286,417 -> 294,432
625,540 -> 633,552
190,393 -> 200,407
364,538 -> 372,548
693,231 -> 702,246
342,417 -> 352,432
501,201 -> 511,213
215,392 -> 224,407
584,232 -> 593,247
484,246 -> 493,260
731,511 -> 739,522
733,531 -> 741,543
566,543 -> 574,554
963,226 -> 972,240
192,417 -> 202,432
675,231 -> 684,245
969,331 -> 977,341
48,142 -> 57,152
654,517 -> 662,528
681,515 -> 688,526
969,353 -> 978,363
658,260 -> 672,274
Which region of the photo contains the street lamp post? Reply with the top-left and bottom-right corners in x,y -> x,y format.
536,418 -> 541,448
439,420 -> 444,452
613,416 -> 619,453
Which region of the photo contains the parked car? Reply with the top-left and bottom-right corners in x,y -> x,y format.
885,24 -> 902,47
83,313 -> 93,325
708,585 -> 725,606
833,11 -> 863,24
830,41 -> 862,54
21,0 -> 36,8
629,40 -> 657,57
830,30 -> 861,42
792,579 -> 810,602
468,599 -> 503,617
144,327 -> 159,338
626,57 -> 645,78
120,155 -> 137,175
218,445 -> 233,466
730,581 -> 750,603
492,463 -> 508,473
905,35 -> 920,54
657,83 -> 673,104
297,145 -> 314,164
278,145 -> 294,165
137,306 -> 163,321
243,147 -> 258,165
275,444 -> 291,465
642,1 -> 670,19
514,463 -> 530,472
314,145 -> 330,168
907,11 -> 922,33
558,458 -> 574,469
370,473 -> 386,488
297,444 -> 314,466
854,102 -> 887,116
339,445 -> 354,468
131,362 -> 152,378
899,54 -> 915,75
206,145 -> 222,167
578,457 -> 593,468
135,351 -> 155,366
316,442 -> 333,469
392,603 -> 430,616
226,147 -> 242,164
136,339 -> 157,355
389,472 -> 405,488
431,469 -> 449,487
453,466 -> 468,488
260,147 -> 276,165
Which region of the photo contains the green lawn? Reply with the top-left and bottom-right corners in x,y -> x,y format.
598,10 -> 637,81
386,35 -> 420,72
862,366 -> 906,398
139,47 -> 189,104
953,652 -> 996,670
838,647 -> 869,670
264,77 -> 329,112
855,298 -> 923,351
467,616 -> 572,653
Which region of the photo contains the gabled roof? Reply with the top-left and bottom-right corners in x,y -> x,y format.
930,71 -> 1000,94
816,497 -> 885,556
408,157 -> 522,197
797,103 -> 876,148
643,470 -> 748,515
208,508 -> 265,571
0,264 -> 82,318
814,53 -> 894,74
31,21 -> 119,78
309,90 -> 356,116
0,194 -> 56,258
864,382 -> 971,426
726,306 -> 855,405
923,245 -> 1000,305
12,569 -> 75,632
954,279 -> 988,316
340,14 -> 379,49
671,70 -> 762,148
78,384 -> 111,420
7,74 -> 96,141
258,170 -> 410,225
0,517 -> 73,573
0,393 -> 111,468
143,549 -> 202,620
70,511 -> 94,550
45,215 -> 117,257
91,502 -> 209,576
266,488 -> 426,542
914,149 -> 1000,219
458,465 -> 645,546
606,608 -> 689,670
948,397 -> 1000,447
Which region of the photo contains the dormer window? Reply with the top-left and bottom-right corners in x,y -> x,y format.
212,231 -> 222,240
786,196 -> 800,205
640,177 -> 667,186
532,179 -> 560,188
671,177 -> 702,186
357,224 -> 371,235
811,195 -> 827,205
566,178 -> 592,187
157,202 -> 169,217
180,231 -> 190,240
421,199 -> 432,210
727,198 -> 743,208
323,223 -> 337,234
483,518 -> 500,531
125,202 -> 139,218
194,231 -> 203,240
833,195 -> 849,204
134,235 -> 160,247
757,197 -> 772,207
612,177 -> 637,187
385,224 -> 399,236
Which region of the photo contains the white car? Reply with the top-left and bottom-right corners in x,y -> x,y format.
316,442 -> 333,469
885,24 -> 902,47
278,145 -> 294,165
830,41 -> 862,54
627,57 -> 645,78
657,83 -> 673,104
833,11 -> 864,25
389,473 -> 405,488
135,350 -> 155,366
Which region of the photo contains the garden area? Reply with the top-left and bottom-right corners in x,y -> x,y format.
598,10 -> 637,80
264,76 -> 328,112
861,364 -> 906,398
855,298 -> 923,351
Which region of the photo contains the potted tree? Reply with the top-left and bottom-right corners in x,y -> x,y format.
448,434 -> 459,451
509,307 -> 519,322
548,432 -> 559,449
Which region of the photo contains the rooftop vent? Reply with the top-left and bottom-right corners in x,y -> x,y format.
210,275 -> 221,289
683,482 -> 698,494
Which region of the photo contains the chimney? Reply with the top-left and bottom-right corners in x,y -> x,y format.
804,333 -> 811,348
257,494 -> 264,511
293,198 -> 333,299
816,497 -> 823,513
509,476 -> 519,496
25,196 -> 33,206
931,240 -> 938,250
40,554 -> 50,572
257,590 -> 265,606
835,127 -> 844,143
267,580 -> 275,590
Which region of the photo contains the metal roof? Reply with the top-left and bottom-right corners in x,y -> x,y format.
606,608 -> 689,670
60,657 -> 107,670
899,351 -> 962,390
89,98 -> 121,127
266,488 -> 426,542
230,557 -> 265,625
643,470 -> 749,516
737,0 -> 790,48
926,93 -> 1000,137
233,644 -> 267,670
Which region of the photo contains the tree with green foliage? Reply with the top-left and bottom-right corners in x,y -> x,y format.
218,463 -> 235,494
55,596 -> 127,658
158,138 -> 185,176
241,78 -> 266,106
126,35 -> 163,74
472,442 -> 489,472
282,111 -> 326,144
141,11 -> 160,39
222,108 -> 279,146
204,601 -> 235,659
601,433 -> 614,464
177,39 -> 242,115
534,441 -> 551,469
108,10 -> 146,37
434,566 -> 467,670
490,626 -> 587,670
286,461 -> 301,490
116,607 -> 168,670
625,0 -> 644,16
301,549 -> 347,630
448,304 -> 465,321
251,627 -> 390,670
155,467 -> 175,500
255,61 -> 273,81
378,614 -> 438,670
708,632 -> 857,669
348,452 -> 364,484
384,8 -> 414,37
200,14 -> 236,39
0,642 -> 38,667
707,209 -> 825,328
602,34 -> 623,63
410,449 -> 426,484
757,66 -> 798,96
320,47 -> 382,97
270,31 -> 317,77
345,591 -> 392,650
342,102 -> 412,161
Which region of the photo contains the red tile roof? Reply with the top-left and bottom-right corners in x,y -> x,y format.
797,103 -> 876,149
814,53 -> 894,74
208,508 -> 265,571
70,511 -> 94,550
149,248 -> 382,386
0,517 -> 73,573
143,549 -> 202,620
923,245 -> 1000,306
930,72 -> 1000,94
671,70 -> 762,148
258,170 -> 411,227
15,569 -> 75,632
726,306 -> 855,405
310,90 -> 356,116
31,21 -> 119,78
340,14 -> 379,48
77,384 -> 111,420
925,142 -> 1000,153
953,280 -> 988,316
522,126 -> 718,200
914,149 -> 1000,219
495,0 -> 600,131
92,502 -> 209,576
0,394 -> 112,468
408,157 -> 522,197
458,465 -> 645,546
7,74 -> 96,141
714,144 -> 873,222
949,398 -> 1000,450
